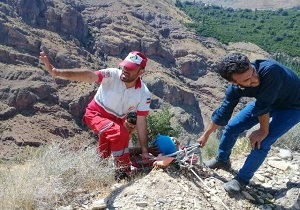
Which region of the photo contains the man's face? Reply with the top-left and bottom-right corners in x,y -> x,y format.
120,66 -> 144,83
231,66 -> 260,88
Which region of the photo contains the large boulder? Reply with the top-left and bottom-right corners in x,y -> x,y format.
176,54 -> 208,80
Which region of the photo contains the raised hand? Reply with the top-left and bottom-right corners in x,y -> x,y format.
39,51 -> 58,77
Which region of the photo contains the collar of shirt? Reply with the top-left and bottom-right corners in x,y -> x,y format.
135,77 -> 142,89
119,75 -> 142,89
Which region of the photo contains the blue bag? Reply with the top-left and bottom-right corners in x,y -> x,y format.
151,134 -> 177,155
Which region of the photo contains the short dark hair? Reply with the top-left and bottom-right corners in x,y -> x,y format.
126,112 -> 137,125
218,52 -> 251,81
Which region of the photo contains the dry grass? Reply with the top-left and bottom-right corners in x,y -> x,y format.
247,123 -> 300,151
202,123 -> 299,162
274,123 -> 300,151
202,133 -> 219,160
0,126 -> 297,209
231,137 -> 252,156
201,133 -> 251,161
0,143 -> 115,210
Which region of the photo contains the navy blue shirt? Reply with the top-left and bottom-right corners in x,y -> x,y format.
212,59 -> 300,126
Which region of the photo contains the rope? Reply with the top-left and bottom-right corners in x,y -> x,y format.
174,145 -> 230,210
190,168 -> 231,210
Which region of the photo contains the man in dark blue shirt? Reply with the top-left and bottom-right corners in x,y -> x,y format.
197,52 -> 300,194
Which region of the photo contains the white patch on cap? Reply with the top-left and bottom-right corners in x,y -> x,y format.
124,52 -> 143,65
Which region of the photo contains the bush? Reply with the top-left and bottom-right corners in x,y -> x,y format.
131,107 -> 181,146
147,107 -> 181,143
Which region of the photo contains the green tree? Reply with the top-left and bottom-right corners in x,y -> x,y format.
175,0 -> 183,8
131,107 -> 181,145
147,107 -> 181,143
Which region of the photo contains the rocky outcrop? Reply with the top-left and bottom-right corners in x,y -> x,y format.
14,0 -> 89,41
149,80 -> 197,108
176,54 -> 208,80
3,83 -> 56,110
0,102 -> 17,120
146,77 -> 204,134
58,88 -> 96,121
0,0 -> 89,65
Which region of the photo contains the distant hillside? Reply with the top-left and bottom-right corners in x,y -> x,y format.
184,0 -> 300,10
177,3 -> 300,74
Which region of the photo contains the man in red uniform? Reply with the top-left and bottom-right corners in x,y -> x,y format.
40,51 -> 152,179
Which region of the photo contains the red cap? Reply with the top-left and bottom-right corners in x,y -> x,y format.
119,51 -> 147,70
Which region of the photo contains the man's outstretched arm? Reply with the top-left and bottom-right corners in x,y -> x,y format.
39,51 -> 98,83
